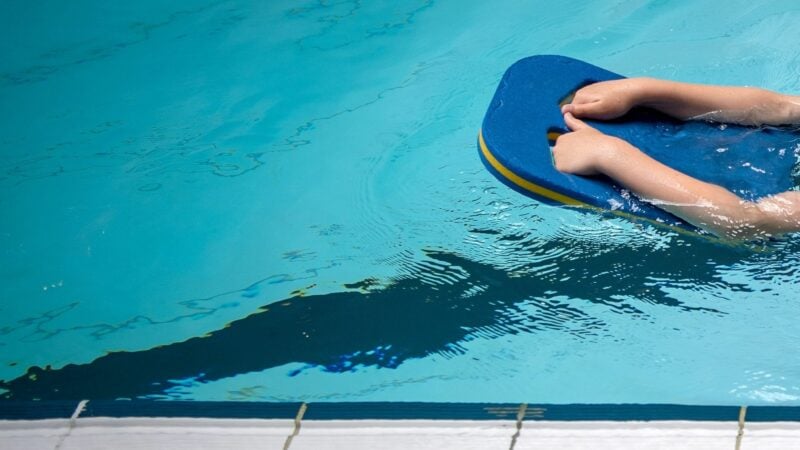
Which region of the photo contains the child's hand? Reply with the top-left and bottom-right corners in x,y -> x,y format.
561,78 -> 645,120
552,113 -> 629,176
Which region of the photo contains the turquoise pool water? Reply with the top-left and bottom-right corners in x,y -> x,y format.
2,0 -> 800,404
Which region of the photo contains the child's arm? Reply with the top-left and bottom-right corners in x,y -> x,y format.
554,113 -> 800,239
562,78 -> 800,126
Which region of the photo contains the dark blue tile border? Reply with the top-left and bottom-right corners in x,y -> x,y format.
82,400 -> 303,419
747,405 -> 800,422
525,404 -> 740,421
2,401 -> 800,422
302,402 -> 521,420
0,401 -> 79,420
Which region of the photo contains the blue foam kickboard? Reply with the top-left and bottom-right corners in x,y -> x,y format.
479,55 -> 800,229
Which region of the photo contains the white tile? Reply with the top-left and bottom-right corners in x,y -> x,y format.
5,417 -> 786,450
515,421 -> 739,450
60,417 -> 295,450
743,422 -> 800,450
0,419 -> 71,450
290,420 -> 516,450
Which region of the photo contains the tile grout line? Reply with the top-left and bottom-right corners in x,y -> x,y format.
53,399 -> 88,450
734,405 -> 747,450
509,403 -> 527,450
282,402 -> 307,450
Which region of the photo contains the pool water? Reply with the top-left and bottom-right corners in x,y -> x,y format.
2,0 -> 800,404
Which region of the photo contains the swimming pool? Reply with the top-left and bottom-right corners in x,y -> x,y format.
1,0 -> 800,405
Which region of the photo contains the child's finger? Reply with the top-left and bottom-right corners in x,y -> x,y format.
567,101 -> 603,118
564,112 -> 592,131
562,101 -> 593,115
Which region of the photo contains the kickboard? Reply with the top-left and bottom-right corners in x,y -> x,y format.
479,55 -> 800,231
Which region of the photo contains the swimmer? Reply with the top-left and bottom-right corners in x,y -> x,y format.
554,78 -> 800,239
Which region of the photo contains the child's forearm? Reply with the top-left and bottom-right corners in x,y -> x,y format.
555,112 -> 800,238
596,140 -> 775,238
634,78 -> 800,126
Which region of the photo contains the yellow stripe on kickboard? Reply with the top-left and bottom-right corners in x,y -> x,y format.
478,129 -> 586,206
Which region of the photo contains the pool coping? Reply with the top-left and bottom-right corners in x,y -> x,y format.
7,402 -> 800,450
